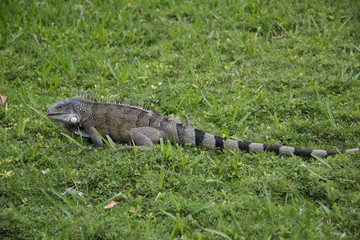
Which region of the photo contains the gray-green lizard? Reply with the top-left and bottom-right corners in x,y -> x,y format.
47,93 -> 360,157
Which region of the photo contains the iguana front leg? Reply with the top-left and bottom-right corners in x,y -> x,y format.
83,122 -> 103,146
112,127 -> 166,153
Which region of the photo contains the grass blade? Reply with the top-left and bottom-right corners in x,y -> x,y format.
263,186 -> 273,221
300,163 -> 327,180
177,87 -> 192,109
119,63 -> 129,85
50,188 -> 75,207
230,97 -> 241,129
107,62 -> 118,82
326,103 -> 337,128
41,189 -> 72,217
106,135 -> 117,150
145,215 -> 151,240
205,228 -> 231,240
168,214 -> 181,240
61,133 -> 84,150
312,154 -> 333,170
170,190 -> 180,213
92,128 -> 116,150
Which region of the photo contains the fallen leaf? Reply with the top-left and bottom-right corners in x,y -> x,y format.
0,94 -> 7,105
104,200 -> 119,209
340,232 -> 346,239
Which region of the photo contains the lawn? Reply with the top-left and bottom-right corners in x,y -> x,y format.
1,0 -> 360,239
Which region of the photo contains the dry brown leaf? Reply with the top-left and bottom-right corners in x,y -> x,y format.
0,94 -> 7,105
104,200 -> 119,209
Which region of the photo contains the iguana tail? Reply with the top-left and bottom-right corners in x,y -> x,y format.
175,125 -> 359,157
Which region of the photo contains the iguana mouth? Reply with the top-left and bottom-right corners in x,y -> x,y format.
48,113 -> 63,117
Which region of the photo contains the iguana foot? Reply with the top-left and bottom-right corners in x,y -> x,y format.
185,115 -> 199,128
185,115 -> 190,127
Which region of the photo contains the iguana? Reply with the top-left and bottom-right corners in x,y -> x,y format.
47,93 -> 360,157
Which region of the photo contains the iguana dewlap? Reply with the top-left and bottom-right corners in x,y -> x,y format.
47,93 -> 360,157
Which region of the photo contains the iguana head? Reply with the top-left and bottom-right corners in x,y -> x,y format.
47,99 -> 80,124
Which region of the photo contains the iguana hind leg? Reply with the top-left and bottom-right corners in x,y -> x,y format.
112,127 -> 166,153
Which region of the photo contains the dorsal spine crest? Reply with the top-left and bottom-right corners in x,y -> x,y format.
72,92 -> 155,114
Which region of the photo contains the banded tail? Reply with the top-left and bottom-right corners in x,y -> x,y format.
175,124 -> 360,157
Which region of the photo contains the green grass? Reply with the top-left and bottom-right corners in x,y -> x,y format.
1,0 -> 360,239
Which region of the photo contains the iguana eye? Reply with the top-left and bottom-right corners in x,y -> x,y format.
58,105 -> 63,109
